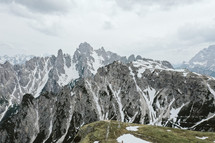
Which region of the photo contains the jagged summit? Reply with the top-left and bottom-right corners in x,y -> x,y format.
77,42 -> 93,54
57,49 -> 63,58
2,61 -> 13,68
182,45 -> 215,77
0,54 -> 35,65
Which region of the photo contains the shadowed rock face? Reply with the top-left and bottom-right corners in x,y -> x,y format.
0,60 -> 215,143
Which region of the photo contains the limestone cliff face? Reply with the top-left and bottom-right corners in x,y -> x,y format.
0,59 -> 215,143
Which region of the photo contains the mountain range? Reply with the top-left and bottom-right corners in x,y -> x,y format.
0,55 -> 34,65
0,42 -> 215,143
0,42 -> 148,123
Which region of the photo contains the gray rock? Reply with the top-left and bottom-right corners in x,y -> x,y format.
0,59 -> 215,143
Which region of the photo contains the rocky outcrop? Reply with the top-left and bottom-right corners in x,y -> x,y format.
0,59 -> 215,143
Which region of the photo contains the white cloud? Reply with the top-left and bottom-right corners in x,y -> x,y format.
178,23 -> 215,43
0,0 -> 75,13
0,0 -> 215,64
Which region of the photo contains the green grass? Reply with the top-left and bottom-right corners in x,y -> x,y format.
74,120 -> 215,143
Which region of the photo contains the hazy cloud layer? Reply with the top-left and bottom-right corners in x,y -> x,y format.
0,0 -> 75,13
115,0 -> 202,10
178,23 -> 215,43
0,0 -> 215,64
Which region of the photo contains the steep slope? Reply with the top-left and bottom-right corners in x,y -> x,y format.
0,50 -> 78,121
75,120 -> 215,143
182,45 -> 215,77
0,59 -> 215,143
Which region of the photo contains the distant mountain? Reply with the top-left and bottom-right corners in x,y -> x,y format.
0,55 -> 35,65
181,45 -> 215,77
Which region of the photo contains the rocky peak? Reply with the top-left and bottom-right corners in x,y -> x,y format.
189,45 -> 215,66
181,45 -> 215,77
3,61 -> 12,69
78,42 -> 93,55
95,47 -> 106,56
136,55 -> 143,60
55,49 -> 65,73
128,54 -> 136,62
57,49 -> 63,58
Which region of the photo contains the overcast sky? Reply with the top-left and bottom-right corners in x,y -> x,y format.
0,0 -> 215,64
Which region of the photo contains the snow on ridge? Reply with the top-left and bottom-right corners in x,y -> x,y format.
193,61 -> 207,66
91,51 -> 104,74
57,62 -> 79,86
132,60 -> 189,77
34,59 -> 51,98
0,55 -> 35,65
132,60 -> 170,71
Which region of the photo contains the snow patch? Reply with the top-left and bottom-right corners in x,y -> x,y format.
91,51 -> 104,74
0,96 -> 13,121
170,104 -> 184,122
183,72 -> 188,77
126,126 -> 139,131
58,59 -> 79,86
117,134 -> 151,143
34,59 -> 51,98
108,84 -> 124,122
129,66 -> 157,125
193,61 -> 207,66
195,136 -> 208,140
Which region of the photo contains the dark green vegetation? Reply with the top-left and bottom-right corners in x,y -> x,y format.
74,120 -> 215,143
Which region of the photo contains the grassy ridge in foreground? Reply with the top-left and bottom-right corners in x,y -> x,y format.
74,120 -> 215,143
